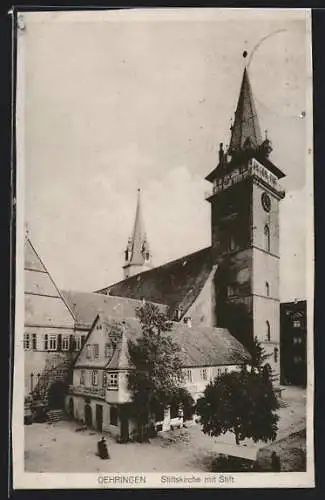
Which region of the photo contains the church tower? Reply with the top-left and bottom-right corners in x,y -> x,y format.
123,189 -> 152,279
205,64 -> 286,382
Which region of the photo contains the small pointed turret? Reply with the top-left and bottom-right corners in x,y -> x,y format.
123,189 -> 152,279
228,67 -> 262,154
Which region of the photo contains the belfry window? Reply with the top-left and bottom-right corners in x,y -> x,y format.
265,282 -> 270,297
266,321 -> 271,341
264,224 -> 270,252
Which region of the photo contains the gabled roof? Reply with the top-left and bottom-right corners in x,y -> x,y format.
73,313 -> 251,370
229,67 -> 262,153
96,246 -> 215,319
24,238 -> 75,327
61,289 -> 167,329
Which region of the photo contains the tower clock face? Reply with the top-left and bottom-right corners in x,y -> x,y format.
261,192 -> 271,212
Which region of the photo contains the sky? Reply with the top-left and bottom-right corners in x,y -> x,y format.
18,8 -> 312,302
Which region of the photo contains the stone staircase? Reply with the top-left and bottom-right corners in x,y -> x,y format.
47,409 -> 68,423
31,352 -> 74,406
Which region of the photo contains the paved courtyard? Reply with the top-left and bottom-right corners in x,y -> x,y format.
24,386 -> 306,473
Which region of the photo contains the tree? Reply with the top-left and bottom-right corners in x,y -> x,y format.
196,367 -> 279,445
250,336 -> 272,374
127,302 -> 193,441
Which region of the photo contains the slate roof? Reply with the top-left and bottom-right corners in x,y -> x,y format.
229,67 -> 262,153
74,314 -> 251,371
61,289 -> 167,329
96,246 -> 215,319
127,188 -> 150,266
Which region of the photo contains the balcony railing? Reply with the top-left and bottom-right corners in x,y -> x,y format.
205,159 -> 285,199
68,384 -> 106,399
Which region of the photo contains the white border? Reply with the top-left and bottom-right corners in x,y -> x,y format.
12,7 -> 315,489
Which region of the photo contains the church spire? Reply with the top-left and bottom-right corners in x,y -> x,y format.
123,189 -> 152,279
228,66 -> 262,154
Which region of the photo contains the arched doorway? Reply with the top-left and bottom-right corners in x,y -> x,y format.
68,397 -> 74,419
47,381 -> 66,409
84,403 -> 92,428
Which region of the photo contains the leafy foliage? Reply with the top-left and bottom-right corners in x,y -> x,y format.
250,336 -> 272,373
196,367 -> 279,445
127,302 -> 193,441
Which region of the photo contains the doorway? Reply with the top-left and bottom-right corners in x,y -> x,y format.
96,404 -> 103,432
47,381 -> 66,409
84,403 -> 92,427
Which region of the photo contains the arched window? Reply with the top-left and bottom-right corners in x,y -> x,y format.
264,224 -> 270,252
266,321 -> 271,341
265,281 -> 270,296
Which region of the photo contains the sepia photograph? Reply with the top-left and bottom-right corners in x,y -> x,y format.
12,7 -> 314,489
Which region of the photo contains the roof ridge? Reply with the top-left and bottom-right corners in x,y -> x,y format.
25,239 -> 76,321
96,245 -> 212,293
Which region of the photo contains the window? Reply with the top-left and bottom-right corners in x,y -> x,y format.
105,343 -> 113,358
110,406 -> 118,426
62,336 -> 70,351
49,335 -> 57,351
217,368 -> 221,377
44,334 -> 48,351
107,372 -> 118,388
200,368 -> 207,381
103,372 -> 107,388
293,320 -> 301,328
184,369 -> 192,383
31,333 -> 37,350
225,368 -> 228,374
24,333 -> 30,350
81,335 -> 86,346
80,370 -> 85,385
91,370 -> 98,386
93,344 -> 99,358
75,336 -> 82,351
274,347 -> 279,363
266,321 -> 271,341
265,281 -> 270,297
227,285 -> 235,297
264,224 -> 270,252
86,344 -> 91,359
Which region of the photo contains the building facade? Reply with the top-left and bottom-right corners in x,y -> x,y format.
280,300 -> 307,387
24,238 -> 86,407
65,312 -> 250,440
